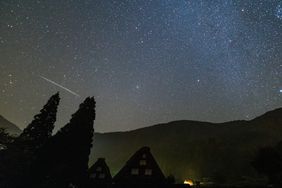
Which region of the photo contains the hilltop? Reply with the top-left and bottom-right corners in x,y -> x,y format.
0,115 -> 21,136
90,108 -> 282,183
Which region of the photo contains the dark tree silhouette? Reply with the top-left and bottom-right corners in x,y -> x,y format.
252,146 -> 282,185
0,93 -> 60,188
16,92 -> 60,149
0,128 -> 14,149
33,97 -> 96,188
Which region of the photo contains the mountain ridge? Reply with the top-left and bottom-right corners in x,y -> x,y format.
0,115 -> 21,136
90,107 -> 282,183
0,107 -> 281,183
96,107 -> 282,135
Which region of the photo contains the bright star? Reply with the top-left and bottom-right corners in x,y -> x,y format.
276,4 -> 282,19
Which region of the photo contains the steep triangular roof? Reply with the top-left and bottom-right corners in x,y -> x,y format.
89,158 -> 112,183
113,146 -> 166,184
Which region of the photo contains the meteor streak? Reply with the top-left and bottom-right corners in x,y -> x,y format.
40,75 -> 80,97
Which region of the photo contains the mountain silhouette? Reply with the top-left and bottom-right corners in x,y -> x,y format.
90,108 -> 282,183
1,108 -> 282,183
0,115 -> 21,136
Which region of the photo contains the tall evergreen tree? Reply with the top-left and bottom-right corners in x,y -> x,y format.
16,92 -> 60,149
0,93 -> 60,188
33,97 -> 96,188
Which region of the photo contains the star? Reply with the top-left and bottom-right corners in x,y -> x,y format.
0,0 -> 281,133
276,4 -> 282,20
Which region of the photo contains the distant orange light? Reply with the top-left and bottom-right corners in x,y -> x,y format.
184,179 -> 193,186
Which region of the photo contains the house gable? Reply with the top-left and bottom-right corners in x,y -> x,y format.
113,146 -> 166,184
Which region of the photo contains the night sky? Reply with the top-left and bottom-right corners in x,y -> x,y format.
0,0 -> 281,133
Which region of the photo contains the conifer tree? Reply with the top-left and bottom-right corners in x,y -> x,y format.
16,92 -> 60,149
0,93 -> 60,188
34,97 -> 96,188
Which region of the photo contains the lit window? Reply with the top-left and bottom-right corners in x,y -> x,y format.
99,173 -> 105,179
139,160 -> 146,166
96,167 -> 102,172
90,173 -> 96,178
145,169 -> 152,175
131,168 -> 139,175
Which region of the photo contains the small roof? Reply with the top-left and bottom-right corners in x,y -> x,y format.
89,158 -> 112,183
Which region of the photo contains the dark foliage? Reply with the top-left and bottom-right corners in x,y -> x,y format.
0,128 -> 14,149
33,97 -> 96,188
0,93 -> 60,188
16,92 -> 60,149
252,146 -> 282,185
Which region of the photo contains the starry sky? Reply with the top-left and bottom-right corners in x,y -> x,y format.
0,0 -> 281,133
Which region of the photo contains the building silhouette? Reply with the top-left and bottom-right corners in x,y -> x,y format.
89,147 -> 189,188
113,146 -> 166,184
89,158 -> 112,187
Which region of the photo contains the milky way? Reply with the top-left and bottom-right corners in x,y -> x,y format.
0,0 -> 281,132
